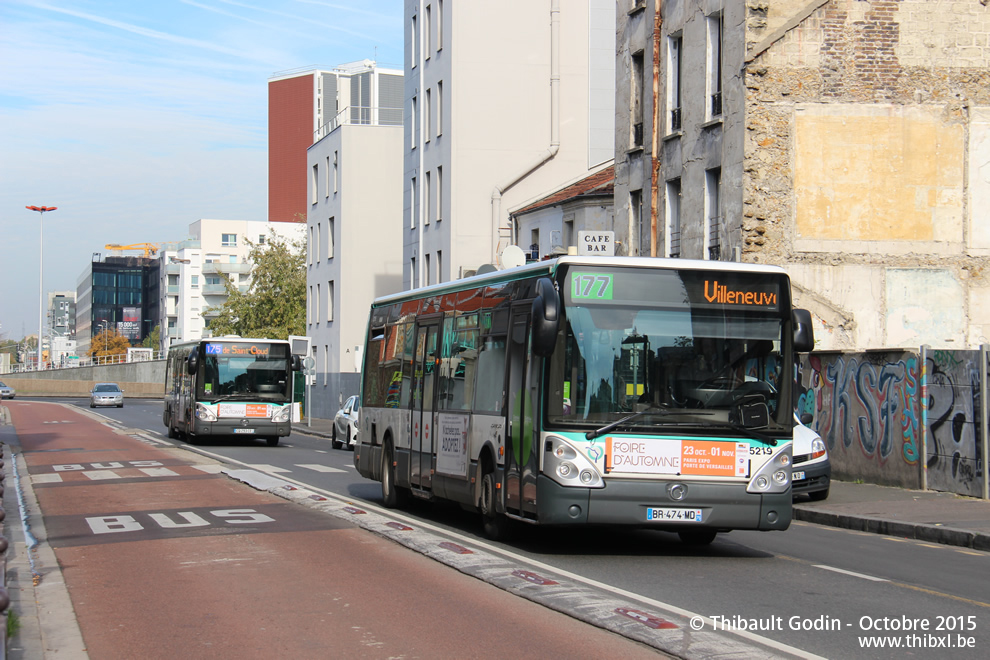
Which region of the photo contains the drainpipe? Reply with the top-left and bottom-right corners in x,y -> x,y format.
491,0 -> 561,265
649,5 -> 663,257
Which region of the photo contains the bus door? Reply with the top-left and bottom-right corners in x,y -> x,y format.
410,322 -> 439,490
505,307 -> 539,517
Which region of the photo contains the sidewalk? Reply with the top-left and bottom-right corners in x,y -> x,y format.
296,416 -> 990,552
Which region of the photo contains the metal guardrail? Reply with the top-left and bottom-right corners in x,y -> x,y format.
3,350 -> 164,373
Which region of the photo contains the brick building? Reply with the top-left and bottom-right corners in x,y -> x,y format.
614,0 -> 990,350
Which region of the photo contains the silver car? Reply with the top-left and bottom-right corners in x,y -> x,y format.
0,381 -> 15,399
90,382 -> 124,408
332,395 -> 359,450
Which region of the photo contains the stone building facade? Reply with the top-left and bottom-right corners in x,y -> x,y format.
615,0 -> 990,350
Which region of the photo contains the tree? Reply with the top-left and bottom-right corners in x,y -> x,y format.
142,324 -> 161,350
204,230 -> 306,339
89,328 -> 131,358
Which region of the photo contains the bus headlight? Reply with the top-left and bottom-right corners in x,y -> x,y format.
195,403 -> 217,422
271,406 -> 290,423
544,436 -> 604,488
747,444 -> 792,494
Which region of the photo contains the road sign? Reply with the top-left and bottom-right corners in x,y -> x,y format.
303,356 -> 316,370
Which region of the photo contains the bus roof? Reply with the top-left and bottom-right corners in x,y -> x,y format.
168,337 -> 292,349
371,256 -> 790,308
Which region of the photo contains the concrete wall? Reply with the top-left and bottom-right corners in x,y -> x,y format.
2,361 -> 167,398
798,348 -> 988,497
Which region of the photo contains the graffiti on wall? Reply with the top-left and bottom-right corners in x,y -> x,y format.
798,350 -> 986,496
925,350 -> 983,497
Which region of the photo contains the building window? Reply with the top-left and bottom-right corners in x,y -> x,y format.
631,50 -> 644,149
425,4 -> 432,57
425,170 -> 432,225
410,256 -> 418,289
425,253 -> 431,286
411,95 -> 418,149
323,344 -> 329,386
328,217 -> 335,259
425,88 -> 431,142
325,156 -> 330,197
221,233 -> 237,247
411,13 -> 418,67
436,166 -> 443,221
311,164 -> 319,204
707,13 -> 723,118
258,234 -> 266,245
191,275 -> 199,288
316,282 -> 321,323
308,285 -> 313,325
438,0 -> 444,51
437,250 -> 442,283
668,35 -> 682,132
308,226 -> 314,265
333,151 -> 338,194
706,168 -> 722,260
411,176 -> 418,229
316,222 -> 321,263
328,280 -> 334,322
667,178 -> 682,258
437,81 -> 443,137
630,189 -> 644,255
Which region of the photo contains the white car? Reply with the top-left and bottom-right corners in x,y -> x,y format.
332,395 -> 359,450
0,381 -> 15,399
792,413 -> 830,501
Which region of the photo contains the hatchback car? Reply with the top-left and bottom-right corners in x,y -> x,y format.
0,381 -> 14,399
90,382 -> 124,408
792,413 -> 830,501
332,395 -> 359,450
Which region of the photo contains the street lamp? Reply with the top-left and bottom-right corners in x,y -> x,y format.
27,205 -> 57,370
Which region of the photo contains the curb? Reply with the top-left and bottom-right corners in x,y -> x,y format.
793,506 -> 990,552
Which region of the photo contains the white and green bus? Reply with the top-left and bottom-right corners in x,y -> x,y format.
163,337 -> 301,446
355,256 -> 814,543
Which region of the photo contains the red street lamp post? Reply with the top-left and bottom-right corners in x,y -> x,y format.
27,206 -> 58,370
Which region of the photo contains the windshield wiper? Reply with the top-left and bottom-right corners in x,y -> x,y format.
585,406 -> 712,440
208,394 -> 261,404
688,420 -> 778,446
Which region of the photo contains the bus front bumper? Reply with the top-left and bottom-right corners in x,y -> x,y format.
536,475 -> 791,531
193,419 -> 292,438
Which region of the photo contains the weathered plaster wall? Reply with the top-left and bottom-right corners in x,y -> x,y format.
743,0 -> 990,350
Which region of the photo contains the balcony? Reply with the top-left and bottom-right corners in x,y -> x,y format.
315,105 -> 404,140
669,230 -> 681,259
202,283 -> 228,295
709,216 -> 723,261
203,262 -> 251,275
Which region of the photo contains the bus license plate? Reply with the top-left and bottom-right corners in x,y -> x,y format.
233,428 -> 255,434
792,470 -> 806,481
647,508 -> 703,523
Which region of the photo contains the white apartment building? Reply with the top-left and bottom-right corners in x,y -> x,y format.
305,61 -> 405,419
403,0 -> 616,287
159,219 -> 304,351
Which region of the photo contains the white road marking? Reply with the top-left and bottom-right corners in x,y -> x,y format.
31,474 -> 63,484
190,464 -> 225,474
83,470 -> 121,480
814,564 -> 888,582
139,467 -> 180,477
295,464 -> 345,473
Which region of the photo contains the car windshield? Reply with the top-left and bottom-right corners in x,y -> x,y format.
95,385 -> 120,393
546,266 -> 790,431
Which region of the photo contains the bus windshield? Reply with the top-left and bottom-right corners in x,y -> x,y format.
197,342 -> 291,401
547,266 -> 789,430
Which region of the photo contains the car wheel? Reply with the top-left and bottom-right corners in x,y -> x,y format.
807,486 -> 830,502
117,403 -> 124,408
331,424 -> 342,450
346,425 -> 352,450
90,402 -> 96,408
678,530 -> 718,546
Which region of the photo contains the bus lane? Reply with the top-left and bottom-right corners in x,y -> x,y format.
4,400 -> 665,659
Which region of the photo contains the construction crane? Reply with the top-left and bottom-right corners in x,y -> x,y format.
104,243 -> 160,257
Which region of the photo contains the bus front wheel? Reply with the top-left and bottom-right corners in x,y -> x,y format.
381,443 -> 407,508
678,530 -> 717,546
266,437 -> 280,447
479,467 -> 512,541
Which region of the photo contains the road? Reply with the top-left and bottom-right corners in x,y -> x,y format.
14,398 -> 990,659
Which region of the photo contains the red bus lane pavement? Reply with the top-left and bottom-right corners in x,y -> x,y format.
2,401 -> 665,659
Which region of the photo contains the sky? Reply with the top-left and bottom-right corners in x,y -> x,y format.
0,0 -> 403,341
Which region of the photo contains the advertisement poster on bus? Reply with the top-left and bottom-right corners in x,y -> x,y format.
436,413 -> 469,477
605,437 -> 750,477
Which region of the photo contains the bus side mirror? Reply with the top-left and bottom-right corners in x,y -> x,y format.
793,308 -> 814,353
291,355 -> 302,372
532,278 -> 560,357
186,349 -> 199,375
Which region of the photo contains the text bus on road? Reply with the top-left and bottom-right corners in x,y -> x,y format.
355,256 -> 814,543
163,337 -> 301,446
